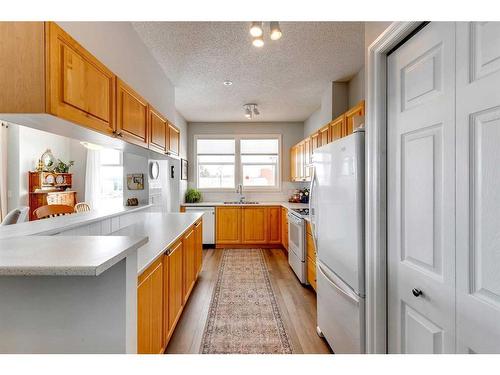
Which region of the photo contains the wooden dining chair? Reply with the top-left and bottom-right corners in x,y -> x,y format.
33,204 -> 75,220
74,202 -> 91,213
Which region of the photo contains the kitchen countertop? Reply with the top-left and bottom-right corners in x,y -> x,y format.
181,201 -> 309,209
0,204 -> 152,239
0,236 -> 148,276
111,212 -> 203,275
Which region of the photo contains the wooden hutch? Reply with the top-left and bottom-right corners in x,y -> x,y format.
28,172 -> 77,220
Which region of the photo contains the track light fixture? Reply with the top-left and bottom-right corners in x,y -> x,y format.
243,104 -> 260,120
249,22 -> 282,47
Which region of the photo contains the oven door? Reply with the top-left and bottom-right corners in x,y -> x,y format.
287,212 -> 304,261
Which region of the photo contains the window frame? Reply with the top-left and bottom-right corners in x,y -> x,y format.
99,148 -> 124,204
194,134 -> 282,192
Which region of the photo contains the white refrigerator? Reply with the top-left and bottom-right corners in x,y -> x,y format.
309,129 -> 365,354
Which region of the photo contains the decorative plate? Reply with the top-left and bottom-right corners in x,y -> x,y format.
44,173 -> 55,185
55,175 -> 65,185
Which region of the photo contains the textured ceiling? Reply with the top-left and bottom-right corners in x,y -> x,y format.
132,22 -> 364,122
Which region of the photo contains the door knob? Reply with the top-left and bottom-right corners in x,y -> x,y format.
412,288 -> 423,297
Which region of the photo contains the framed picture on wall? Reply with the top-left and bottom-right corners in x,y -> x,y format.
181,159 -> 188,180
127,174 -> 144,190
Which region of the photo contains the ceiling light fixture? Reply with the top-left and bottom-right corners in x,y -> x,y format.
249,22 -> 263,37
270,22 -> 282,41
252,35 -> 264,48
243,104 -> 260,120
223,80 -> 233,86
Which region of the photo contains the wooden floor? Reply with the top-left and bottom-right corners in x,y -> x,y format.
165,248 -> 332,354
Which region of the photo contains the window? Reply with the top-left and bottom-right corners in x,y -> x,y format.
241,139 -> 279,187
196,139 -> 236,189
100,148 -> 123,206
195,136 -> 281,191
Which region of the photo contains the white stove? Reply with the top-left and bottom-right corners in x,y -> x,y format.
287,209 -> 307,284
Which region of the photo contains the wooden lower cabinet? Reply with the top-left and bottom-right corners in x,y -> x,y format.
216,206 -> 241,245
166,241 -> 183,341
137,257 -> 164,354
216,206 -> 283,248
268,206 -> 281,244
138,220 -> 203,354
183,228 -> 196,302
242,207 -> 268,244
281,207 -> 289,250
306,222 -> 317,291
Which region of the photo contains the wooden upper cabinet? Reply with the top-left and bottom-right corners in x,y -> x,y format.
116,78 -> 149,147
311,132 -> 320,151
329,114 -> 346,142
290,145 -> 298,181
319,125 -> 330,146
148,107 -> 167,154
168,123 -> 180,155
267,207 -> 281,244
345,100 -> 365,136
303,137 -> 312,181
137,256 -> 164,354
47,22 -> 116,135
216,207 -> 241,244
242,207 -> 268,244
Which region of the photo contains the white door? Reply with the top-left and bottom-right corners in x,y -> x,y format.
455,22 -> 500,353
387,23 -> 456,353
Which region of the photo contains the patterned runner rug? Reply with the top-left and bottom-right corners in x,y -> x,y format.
200,249 -> 293,354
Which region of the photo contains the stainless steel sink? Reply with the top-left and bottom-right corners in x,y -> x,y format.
223,201 -> 260,205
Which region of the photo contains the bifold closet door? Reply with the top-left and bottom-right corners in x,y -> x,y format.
387,22 -> 456,353
455,22 -> 500,353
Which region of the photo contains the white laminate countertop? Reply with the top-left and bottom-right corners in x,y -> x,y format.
0,204 -> 152,239
0,236 -> 148,276
110,212 -> 203,275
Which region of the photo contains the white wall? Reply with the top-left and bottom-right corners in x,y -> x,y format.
187,121 -> 308,202
123,153 -> 150,205
7,124 -> 87,211
348,69 -> 365,107
57,22 -> 176,121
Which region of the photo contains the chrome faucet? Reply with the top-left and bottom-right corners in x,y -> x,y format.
236,184 -> 245,203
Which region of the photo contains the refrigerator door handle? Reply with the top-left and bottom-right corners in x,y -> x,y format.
318,262 -> 360,304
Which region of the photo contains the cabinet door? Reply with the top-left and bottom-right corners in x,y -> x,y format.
311,132 -> 320,151
329,114 -> 346,142
319,125 -> 330,145
137,257 -> 164,354
290,146 -> 297,181
267,207 -> 281,244
303,137 -> 312,181
116,78 -> 149,147
307,258 -> 317,291
149,107 -> 167,153
296,142 -> 305,181
47,22 -> 116,135
281,207 -> 288,250
216,207 -> 241,244
168,123 -> 180,155
242,207 -> 268,244
345,100 -> 365,135
167,241 -> 183,333
183,228 -> 196,302
194,220 -> 203,276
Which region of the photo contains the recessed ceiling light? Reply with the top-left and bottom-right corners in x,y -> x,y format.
223,80 -> 233,86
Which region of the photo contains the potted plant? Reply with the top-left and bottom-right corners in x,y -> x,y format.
54,159 -> 74,173
185,188 -> 202,203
